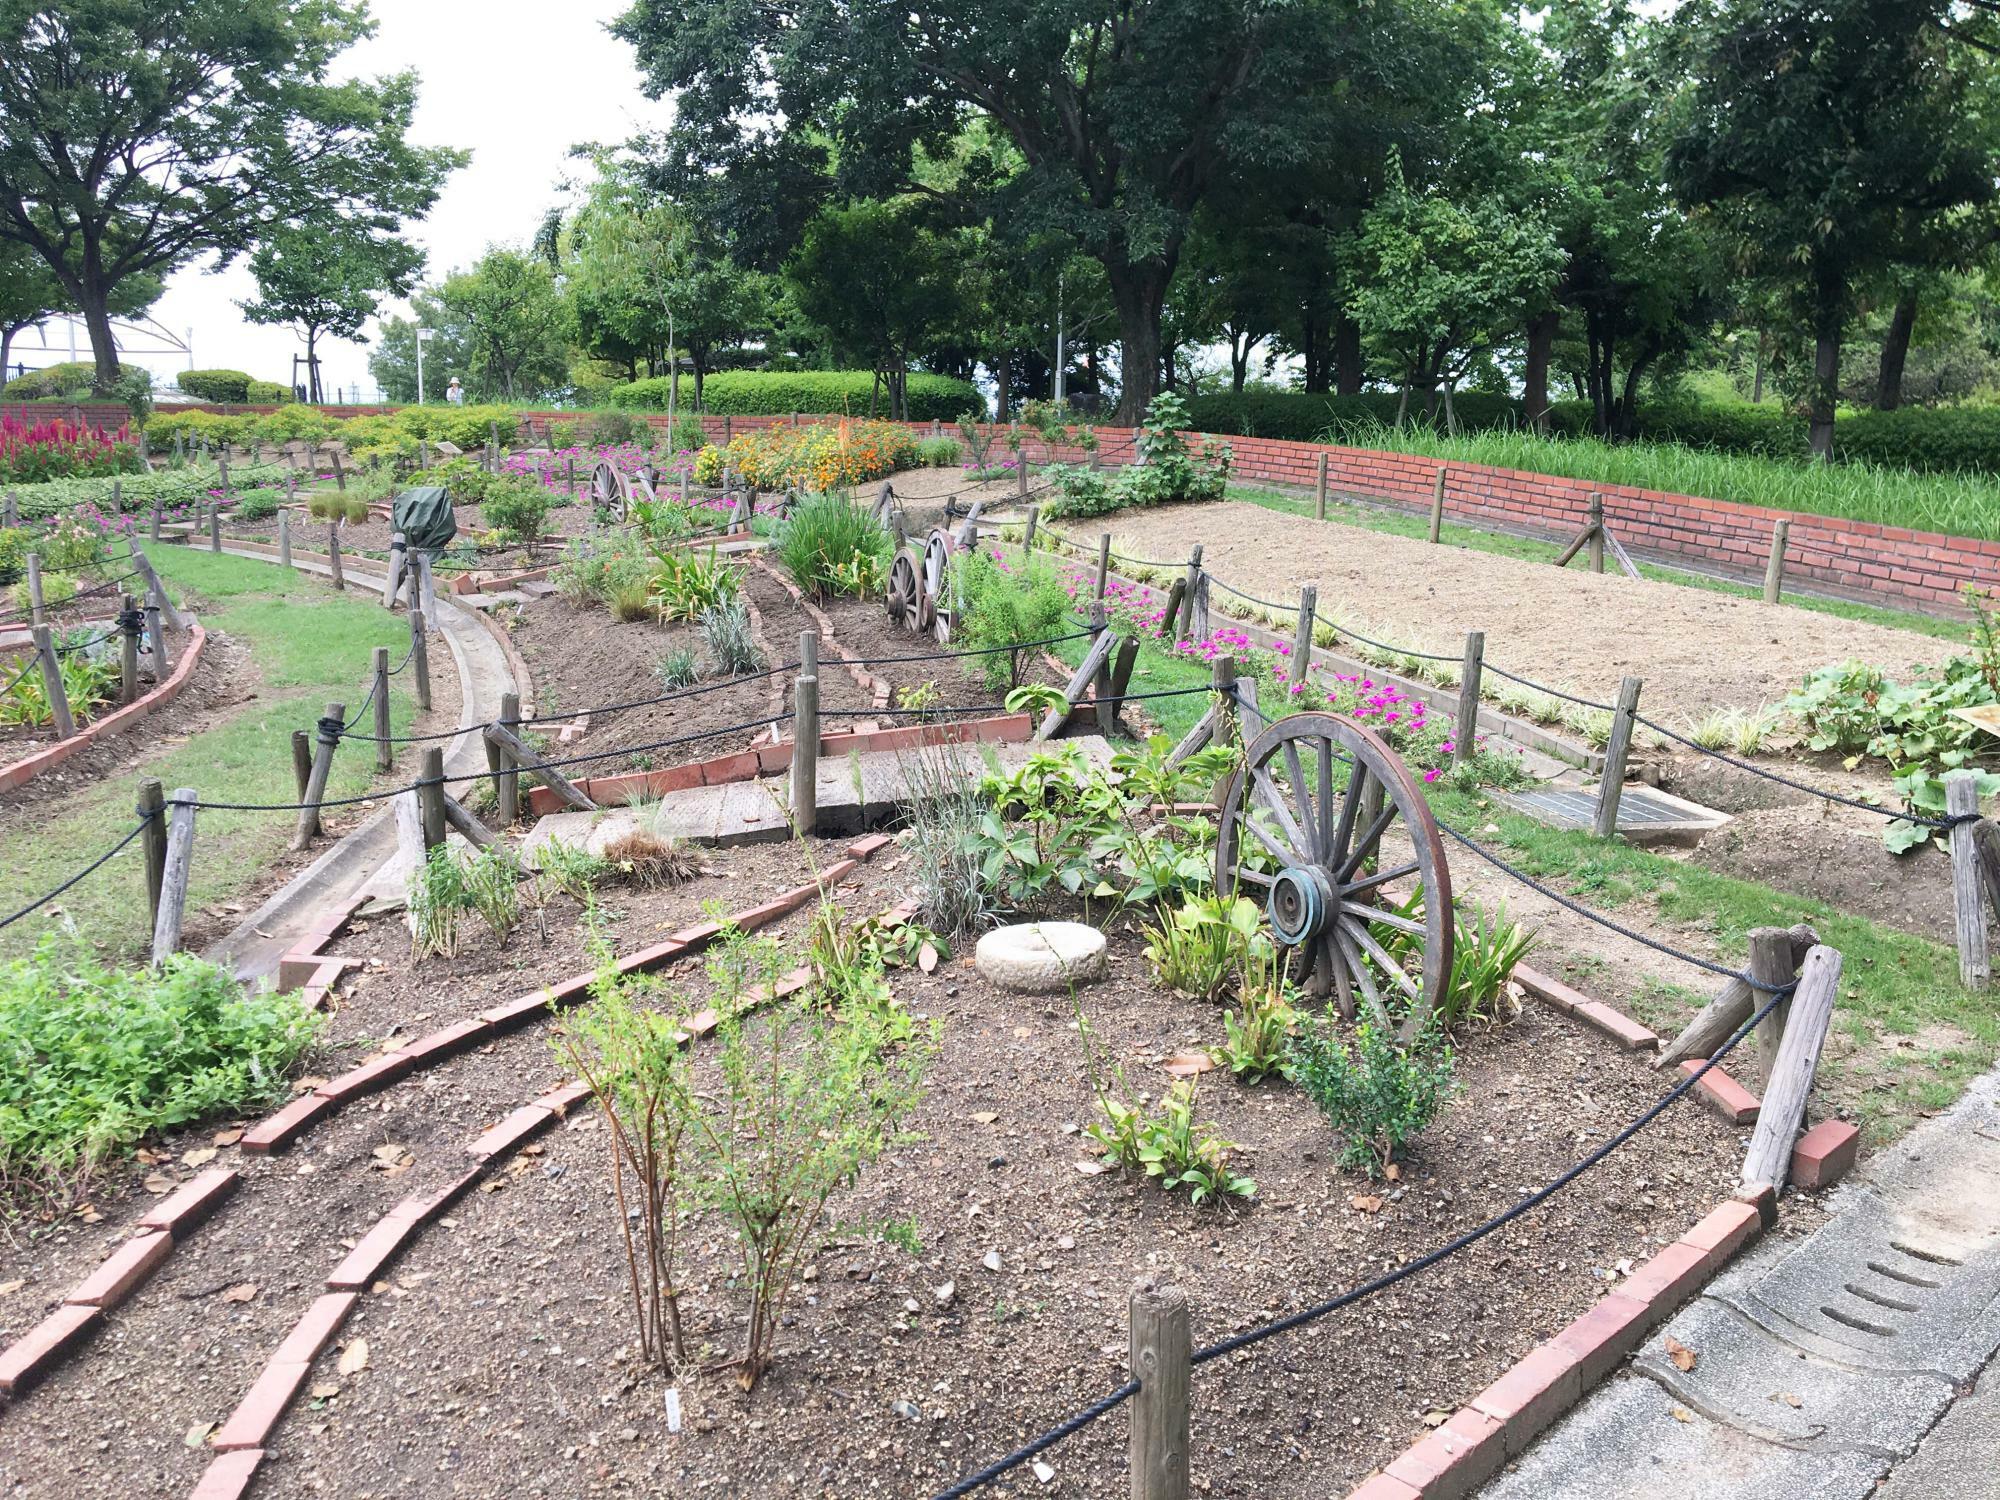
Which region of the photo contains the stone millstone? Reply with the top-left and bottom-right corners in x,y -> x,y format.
975,922 -> 1108,993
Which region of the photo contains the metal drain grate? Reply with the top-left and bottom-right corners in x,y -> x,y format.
1500,783 -> 1733,845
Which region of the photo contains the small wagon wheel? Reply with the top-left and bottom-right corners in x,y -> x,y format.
919,529 -> 953,641
1214,712 -> 1453,1041
590,461 -> 620,520
886,551 -> 920,631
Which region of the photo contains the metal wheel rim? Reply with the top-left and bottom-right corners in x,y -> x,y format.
1214,711 -> 1454,1038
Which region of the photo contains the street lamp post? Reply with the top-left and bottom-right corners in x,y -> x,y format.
414,327 -> 433,404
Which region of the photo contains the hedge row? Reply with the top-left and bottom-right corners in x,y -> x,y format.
607,370 -> 984,421
0,362 -> 127,401
176,369 -> 292,404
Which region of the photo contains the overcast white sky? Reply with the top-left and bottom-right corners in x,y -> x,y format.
13,0 -> 666,401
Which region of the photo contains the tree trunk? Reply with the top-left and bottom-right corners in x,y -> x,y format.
1333,312 -> 1362,398
1300,305 -> 1327,392
1876,289 -> 1917,412
1523,310 -> 1557,432
1751,330 -> 1767,403
993,347 -> 1011,422
305,327 -> 323,403
1809,288 -> 1843,460
0,323 -> 16,389
1230,329 -> 1251,394
80,284 -> 121,395
1106,259 -> 1170,424
691,348 -> 707,411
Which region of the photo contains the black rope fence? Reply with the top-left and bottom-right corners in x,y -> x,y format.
0,812 -> 156,932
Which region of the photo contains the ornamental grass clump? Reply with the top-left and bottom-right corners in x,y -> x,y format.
774,492 -> 893,600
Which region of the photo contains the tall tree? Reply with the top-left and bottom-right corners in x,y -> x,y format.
613,0 -> 1377,422
0,0 -> 464,394
240,225 -> 425,401
1668,0 -> 2000,455
0,241 -> 161,392
438,250 -> 571,403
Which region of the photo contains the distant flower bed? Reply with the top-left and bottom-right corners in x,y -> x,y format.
0,414 -> 145,484
692,419 -> 917,492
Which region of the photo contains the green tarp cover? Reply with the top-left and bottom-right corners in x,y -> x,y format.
391,486 -> 456,552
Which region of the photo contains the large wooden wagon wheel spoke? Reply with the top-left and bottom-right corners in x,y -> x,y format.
886,552 -> 920,631
920,529 -> 953,642
1215,713 -> 1453,1040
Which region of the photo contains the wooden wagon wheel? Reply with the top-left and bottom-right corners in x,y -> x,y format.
886,551 -> 921,632
590,461 -> 620,519
1214,712 -> 1454,1040
918,529 -> 953,640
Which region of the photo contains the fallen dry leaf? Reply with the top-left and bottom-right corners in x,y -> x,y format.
1420,1409 -> 1451,1429
917,943 -> 939,974
1664,1337 -> 1697,1373
0,1279 -> 25,1296
1384,1163 -> 1402,1182
142,1173 -> 173,1195
1670,1406 -> 1693,1424
1350,1194 -> 1383,1214
1775,1392 -> 1803,1409
1162,1050 -> 1214,1078
221,1283 -> 258,1304
1073,1160 -> 1113,1176
184,1421 -> 215,1449
337,1338 -> 370,1376
970,1111 -> 1000,1125
479,1178 -> 506,1193
182,1147 -> 218,1168
310,1382 -> 341,1401
76,1205 -> 102,1223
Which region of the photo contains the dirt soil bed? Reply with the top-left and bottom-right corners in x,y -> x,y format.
123,923 -> 1755,1500
1085,499 -> 1954,724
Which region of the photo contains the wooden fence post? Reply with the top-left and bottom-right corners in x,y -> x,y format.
1746,926 -> 1798,1091
1128,1283 -> 1191,1500
722,413 -> 733,445
150,498 -> 162,543
291,729 -> 313,801
1315,452 -> 1328,521
2,490 -> 15,527
1096,533 -> 1112,601
31,624 -> 75,738
1591,675 -> 1643,839
145,600 -> 169,677
1177,546 -> 1204,642
150,788 -> 198,966
566,455 -> 576,502
1587,495 -> 1606,574
1429,465 -> 1447,544
490,689 -> 521,825
1763,519 -> 1790,605
327,523 -> 345,589
1655,924 -> 1817,1072
138,778 -> 167,930
418,746 -> 447,850
418,550 -> 438,623
371,647 -> 393,772
1022,504 -> 1041,551
1455,630 -> 1484,771
119,593 -> 140,703
483,720 -> 596,811
792,630 -> 819,835
1291,586 -> 1317,694
1213,656 -> 1240,754
130,546 -> 184,630
292,701 -> 344,850
1948,771 -> 1991,989
1740,944 -> 1845,1194
331,450 -> 347,491
384,534 -> 408,609
278,507 -> 292,568
217,452 -> 231,505
208,507 -> 221,553
409,609 -> 433,712
26,552 -> 44,627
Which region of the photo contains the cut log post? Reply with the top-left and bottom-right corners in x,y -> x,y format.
1552,517 -> 1595,569
565,455 -> 576,502
1128,1283 -> 1191,1500
1454,631 -> 1484,771
1096,533 -> 1112,601
1587,494 -> 1606,574
145,601 -> 169,677
409,609 -> 432,712
1748,926 -> 1799,1091
1740,944 -> 1845,1193
722,414 -> 732,444
418,746 -> 448,851
1591,675 -> 1643,840
327,523 -> 344,590
679,470 -> 690,507
484,720 -> 597,811
1763,519 -> 1791,604
792,630 -> 819,835
1090,603 -> 1115,716
487,689 -> 521,825
31,625 -> 75,738
419,439 -> 431,470
1948,771 -> 1991,989
331,450 -> 347,491
1974,819 -> 2000,930
1165,702 -> 1220,769
1106,636 -> 1141,733
1315,452 -> 1329,521
1036,613 -> 1117,741
130,547 -> 184,630
1655,924 -> 1818,1071
3,490 -> 16,526
371,647 -> 393,773
1022,504 -> 1040,550
1290,586 -> 1317,694
291,729 -> 313,801
1213,656 -> 1241,753
208,507 -> 221,554
138,778 -> 167,930
119,593 -> 140,703
25,553 -> 44,627
1162,576 -> 1186,639
1605,525 -> 1642,581
416,552 -> 438,633
441,794 -> 495,849
1017,454 -> 1030,499
278,508 -> 292,567
292,701 -> 344,850
1177,545 -> 1204,643
149,788 -> 198,967
1429,465 -> 1447,544
384,534 -> 407,608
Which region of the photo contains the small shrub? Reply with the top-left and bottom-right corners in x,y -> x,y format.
176,368 -> 254,404
955,550 -> 1072,692
700,599 -> 764,674
610,369 -> 981,421
667,414 -> 706,452
775,492 -> 893,600
656,647 -> 700,689
483,479 -> 551,546
915,436 -> 962,467
235,490 -> 281,522
590,409 -> 640,446
1289,1017 -> 1457,1178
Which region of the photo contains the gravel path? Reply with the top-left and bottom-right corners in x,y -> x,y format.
1082,500 -> 1957,723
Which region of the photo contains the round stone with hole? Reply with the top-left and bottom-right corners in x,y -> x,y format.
974,921 -> 1108,993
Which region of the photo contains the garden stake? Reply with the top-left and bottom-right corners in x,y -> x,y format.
1948,770 -> 1992,989
410,609 -> 433,711
291,729 -> 312,801
1291,586 -> 1317,688
31,624 -> 75,738
1129,1284 -> 1191,1500
489,689 -> 520,824
1454,631 -> 1484,771
145,601 -> 169,677
138,778 -> 167,929
327,522 -> 344,589
150,788 -> 198,966
119,594 -> 140,703
1591,675 -> 1644,839
1587,494 -> 1606,573
793,630 -> 819,836
1429,465 -> 1447,543
1022,504 -> 1040,550
418,746 -> 447,850
1740,944 -> 1845,1194
1315,453 -> 1329,521
292,701 -> 344,850
1764,519 -> 1790,604
208,507 -> 221,553
331,450 -> 346,491
1748,926 -> 1797,1090
25,552 -> 44,626
1096,533 -> 1112,601
278,508 -> 292,567
372,647 -> 393,772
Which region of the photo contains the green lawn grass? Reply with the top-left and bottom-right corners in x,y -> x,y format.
2,546 -> 423,962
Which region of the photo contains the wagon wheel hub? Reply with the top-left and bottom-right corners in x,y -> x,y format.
1267,864 -> 1334,946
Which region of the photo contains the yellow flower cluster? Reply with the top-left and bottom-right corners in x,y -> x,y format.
692,419 -> 917,492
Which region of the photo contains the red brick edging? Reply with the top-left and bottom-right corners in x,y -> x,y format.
0,621 -> 209,794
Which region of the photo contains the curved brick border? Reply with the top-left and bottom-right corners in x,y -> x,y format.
0,621 -> 209,795
188,896 -> 921,1498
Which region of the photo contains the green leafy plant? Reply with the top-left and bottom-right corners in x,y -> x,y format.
956,549 -> 1072,691
774,492 -> 893,600
1440,902 -> 1537,1026
1288,1016 -> 1457,1178
463,845 -> 524,948
649,544 -> 740,622
409,844 -> 470,960
894,737 -> 996,939
606,573 -> 654,623
1045,392 -> 1231,519
974,744 -> 1122,912
482,477 -> 551,546
532,838 -> 612,904
656,646 -> 700,689
1142,893 -> 1269,1003
700,599 -> 764,674
914,435 -> 962,467
1216,948 -> 1298,1083
0,936 -> 321,1212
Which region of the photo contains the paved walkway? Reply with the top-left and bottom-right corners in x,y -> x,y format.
1479,1067 -> 2000,1498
